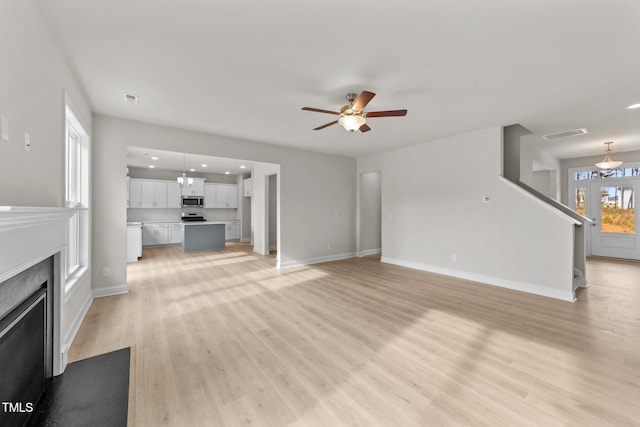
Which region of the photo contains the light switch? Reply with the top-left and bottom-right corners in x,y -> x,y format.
24,132 -> 31,152
1,115 -> 8,142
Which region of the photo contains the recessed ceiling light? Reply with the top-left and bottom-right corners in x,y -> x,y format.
225,171 -> 230,175
124,94 -> 139,105
151,156 -> 158,160
240,165 -> 246,169
201,164 -> 208,167
626,103 -> 640,110
189,168 -> 196,172
148,165 -> 155,168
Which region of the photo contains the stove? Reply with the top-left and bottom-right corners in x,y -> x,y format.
181,212 -> 206,222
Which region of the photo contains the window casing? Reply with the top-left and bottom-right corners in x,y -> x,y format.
64,102 -> 90,291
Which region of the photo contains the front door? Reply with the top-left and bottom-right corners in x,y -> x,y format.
589,180 -> 638,259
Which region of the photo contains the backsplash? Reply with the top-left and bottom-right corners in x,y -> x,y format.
127,208 -> 238,222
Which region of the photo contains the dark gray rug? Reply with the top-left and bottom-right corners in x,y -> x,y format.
29,347 -> 130,427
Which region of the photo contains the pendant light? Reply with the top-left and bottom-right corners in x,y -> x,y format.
595,142 -> 623,170
177,153 -> 187,186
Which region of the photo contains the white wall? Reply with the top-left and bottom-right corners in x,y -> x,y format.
520,134 -> 561,200
358,126 -> 577,301
0,0 -> 93,348
92,115 -> 357,290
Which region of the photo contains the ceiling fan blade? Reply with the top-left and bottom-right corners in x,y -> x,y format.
359,123 -> 371,133
313,120 -> 339,130
365,109 -> 408,118
352,91 -> 376,112
302,107 -> 340,115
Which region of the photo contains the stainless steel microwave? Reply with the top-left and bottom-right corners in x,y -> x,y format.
182,196 -> 204,207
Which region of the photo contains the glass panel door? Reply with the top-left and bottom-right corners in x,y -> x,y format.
590,180 -> 639,259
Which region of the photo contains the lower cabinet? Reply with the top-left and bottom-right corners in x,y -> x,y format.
225,221 -> 240,241
127,226 -> 142,262
142,223 -> 182,246
168,224 -> 182,244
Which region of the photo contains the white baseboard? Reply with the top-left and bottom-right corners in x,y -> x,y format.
240,238 -> 251,243
62,288 -> 93,356
357,248 -> 381,257
381,256 -> 576,302
254,247 -> 269,256
279,252 -> 356,269
93,283 -> 129,298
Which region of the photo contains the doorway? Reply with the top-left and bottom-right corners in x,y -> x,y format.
570,168 -> 640,260
359,171 -> 382,256
266,174 -> 278,255
589,180 -> 638,259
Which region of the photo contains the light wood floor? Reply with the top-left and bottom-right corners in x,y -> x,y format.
69,243 -> 640,426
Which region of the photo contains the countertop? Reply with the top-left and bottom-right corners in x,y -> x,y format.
131,219 -> 239,225
127,222 -> 143,227
181,221 -> 229,226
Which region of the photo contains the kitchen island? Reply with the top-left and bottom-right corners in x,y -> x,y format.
181,221 -> 226,252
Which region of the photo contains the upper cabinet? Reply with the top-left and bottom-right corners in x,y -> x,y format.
181,178 -> 205,197
129,179 -> 168,208
204,183 -> 217,208
167,182 -> 182,208
243,178 -> 253,197
204,183 -> 238,208
129,178 -> 237,209
216,184 -> 238,208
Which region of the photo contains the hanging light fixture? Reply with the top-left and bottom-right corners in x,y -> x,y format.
177,153 -> 187,186
595,141 -> 623,170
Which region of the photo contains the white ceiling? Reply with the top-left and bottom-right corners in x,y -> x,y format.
38,0 -> 640,160
127,146 -> 259,175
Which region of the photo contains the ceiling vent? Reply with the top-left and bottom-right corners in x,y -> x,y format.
542,128 -> 588,140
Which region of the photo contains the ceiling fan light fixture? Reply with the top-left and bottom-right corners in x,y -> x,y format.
339,115 -> 366,132
595,141 -> 623,169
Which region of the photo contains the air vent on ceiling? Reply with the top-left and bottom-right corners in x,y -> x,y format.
542,128 -> 588,140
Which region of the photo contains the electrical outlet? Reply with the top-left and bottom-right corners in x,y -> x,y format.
451,254 -> 457,262
103,267 -> 111,276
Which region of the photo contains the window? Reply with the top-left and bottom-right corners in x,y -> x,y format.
65,101 -> 90,290
575,167 -> 640,180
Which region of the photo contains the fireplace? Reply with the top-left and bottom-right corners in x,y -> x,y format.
0,207 -> 75,426
0,258 -> 53,427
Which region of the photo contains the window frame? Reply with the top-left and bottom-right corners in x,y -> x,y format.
64,99 -> 91,294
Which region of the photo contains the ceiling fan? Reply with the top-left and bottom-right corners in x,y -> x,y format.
302,91 -> 407,133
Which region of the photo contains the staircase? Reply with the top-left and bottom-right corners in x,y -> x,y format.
503,124 -> 590,298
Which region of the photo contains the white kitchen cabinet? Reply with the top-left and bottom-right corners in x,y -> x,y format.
142,222 -> 179,246
204,183 -> 217,208
243,178 -> 253,197
129,179 -> 143,208
127,224 -> 142,262
167,182 -> 182,208
181,178 -> 205,197
225,221 -> 240,240
216,184 -> 238,208
130,179 -> 168,208
168,223 -> 182,244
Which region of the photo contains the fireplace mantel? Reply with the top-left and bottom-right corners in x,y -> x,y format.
0,206 -> 75,232
0,206 -> 76,375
